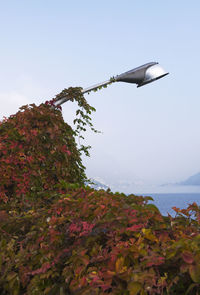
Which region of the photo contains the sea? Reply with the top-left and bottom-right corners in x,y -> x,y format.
123,184 -> 200,217
97,181 -> 200,217
146,193 -> 200,216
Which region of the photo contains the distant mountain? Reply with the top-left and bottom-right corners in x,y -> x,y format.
179,172 -> 200,186
88,178 -> 109,190
87,177 -> 147,194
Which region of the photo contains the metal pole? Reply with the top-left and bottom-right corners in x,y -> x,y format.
81,79 -> 112,94
54,79 -> 114,107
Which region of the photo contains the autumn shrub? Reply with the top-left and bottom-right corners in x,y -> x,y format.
1,187 -> 200,294
0,89 -> 200,294
0,100 -> 87,208
0,86 -> 98,208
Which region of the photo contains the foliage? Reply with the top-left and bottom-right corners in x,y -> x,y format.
48,86 -> 100,157
0,88 -> 200,294
0,100 -> 86,206
1,186 -> 200,294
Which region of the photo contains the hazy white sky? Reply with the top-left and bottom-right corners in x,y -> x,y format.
0,0 -> 200,186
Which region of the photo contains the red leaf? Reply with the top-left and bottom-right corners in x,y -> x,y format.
146,256 -> 165,267
0,210 -> 8,221
182,251 -> 194,264
126,224 -> 143,232
172,206 -> 180,213
29,262 -> 51,275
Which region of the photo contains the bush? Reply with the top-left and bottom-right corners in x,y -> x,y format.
0,91 -> 200,294
1,187 -> 200,294
0,102 -> 86,207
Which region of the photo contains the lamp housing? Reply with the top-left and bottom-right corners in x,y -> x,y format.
114,62 -> 169,87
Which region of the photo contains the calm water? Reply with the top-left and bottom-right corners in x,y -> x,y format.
146,193 -> 200,216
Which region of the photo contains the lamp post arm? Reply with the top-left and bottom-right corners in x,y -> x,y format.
53,96 -> 70,107
54,79 -> 115,107
81,79 -> 114,94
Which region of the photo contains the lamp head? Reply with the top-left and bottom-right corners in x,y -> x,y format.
114,62 -> 169,87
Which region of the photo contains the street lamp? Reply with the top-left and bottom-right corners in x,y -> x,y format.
55,62 -> 168,106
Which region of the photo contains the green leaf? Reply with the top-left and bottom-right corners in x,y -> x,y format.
186,283 -> 198,294
189,264 -> 200,283
145,203 -> 160,213
144,196 -> 154,201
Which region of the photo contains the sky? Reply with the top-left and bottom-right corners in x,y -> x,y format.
0,0 -> 200,190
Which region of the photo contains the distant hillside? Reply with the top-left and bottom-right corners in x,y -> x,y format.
88,179 -> 109,190
179,172 -> 200,186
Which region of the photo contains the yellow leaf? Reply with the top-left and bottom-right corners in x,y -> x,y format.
142,228 -> 158,242
115,256 -> 127,273
128,282 -> 142,295
44,287 -> 51,294
7,272 -> 17,281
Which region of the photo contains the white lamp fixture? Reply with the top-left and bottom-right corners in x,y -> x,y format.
114,62 -> 168,87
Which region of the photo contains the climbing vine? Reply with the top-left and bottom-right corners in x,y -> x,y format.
46,86 -> 100,157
